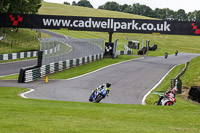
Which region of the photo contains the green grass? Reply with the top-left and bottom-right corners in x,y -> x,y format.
0,74 -> 19,80
39,2 -> 154,19
0,28 -> 40,54
0,86 -> 199,133
181,56 -> 200,87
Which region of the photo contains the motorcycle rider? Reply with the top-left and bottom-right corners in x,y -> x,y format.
165,52 -> 168,59
157,87 -> 177,105
95,83 -> 111,97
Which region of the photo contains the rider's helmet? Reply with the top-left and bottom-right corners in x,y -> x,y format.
106,83 -> 111,88
172,87 -> 178,93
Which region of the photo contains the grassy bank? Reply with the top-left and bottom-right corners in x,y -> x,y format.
0,86 -> 199,133
39,2 -> 153,19
0,28 -> 40,54
181,56 -> 200,87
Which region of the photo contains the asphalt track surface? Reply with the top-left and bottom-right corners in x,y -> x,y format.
1,53 -> 199,104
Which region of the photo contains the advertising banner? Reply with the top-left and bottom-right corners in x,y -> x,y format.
0,13 -> 200,35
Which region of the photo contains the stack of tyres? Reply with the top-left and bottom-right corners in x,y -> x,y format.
188,86 -> 200,103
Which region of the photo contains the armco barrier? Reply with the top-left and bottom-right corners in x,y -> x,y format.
0,51 -> 38,61
24,53 -> 104,82
189,86 -> 200,103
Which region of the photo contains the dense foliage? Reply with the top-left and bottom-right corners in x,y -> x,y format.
0,0 -> 42,14
98,2 -> 200,22
72,0 -> 93,8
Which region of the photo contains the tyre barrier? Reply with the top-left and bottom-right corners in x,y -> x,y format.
18,51 -> 43,83
149,44 -> 158,51
138,47 -> 147,55
188,86 -> 200,103
23,53 -> 104,83
0,51 -> 38,61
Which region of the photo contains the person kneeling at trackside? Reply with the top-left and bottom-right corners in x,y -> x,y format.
95,83 -> 111,97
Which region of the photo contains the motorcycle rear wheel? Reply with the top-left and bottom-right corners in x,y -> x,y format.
154,101 -> 159,105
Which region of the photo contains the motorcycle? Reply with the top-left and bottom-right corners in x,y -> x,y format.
154,91 -> 176,106
89,87 -> 108,103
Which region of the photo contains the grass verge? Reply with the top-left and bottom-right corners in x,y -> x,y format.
0,86 -> 199,133
0,74 -> 19,80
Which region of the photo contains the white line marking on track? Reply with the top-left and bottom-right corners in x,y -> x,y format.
142,65 -> 177,105
20,88 -> 35,98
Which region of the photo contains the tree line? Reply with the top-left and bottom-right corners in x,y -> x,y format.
65,0 -> 200,22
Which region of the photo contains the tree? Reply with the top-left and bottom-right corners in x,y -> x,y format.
98,5 -> 104,9
119,4 -> 129,12
188,11 -> 196,21
102,2 -> 120,11
0,0 -> 42,14
123,5 -> 132,13
77,0 -> 93,8
72,1 -> 77,5
175,9 -> 187,21
153,8 -> 175,20
195,10 -> 200,22
64,1 -> 70,5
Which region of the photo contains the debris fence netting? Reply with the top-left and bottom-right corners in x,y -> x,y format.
39,37 -> 105,65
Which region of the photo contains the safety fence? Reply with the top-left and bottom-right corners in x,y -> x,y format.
0,51 -> 38,61
24,53 -> 104,82
40,37 -> 105,65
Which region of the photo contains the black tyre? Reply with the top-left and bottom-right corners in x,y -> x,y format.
154,101 -> 159,105
95,94 -> 104,103
89,91 -> 95,102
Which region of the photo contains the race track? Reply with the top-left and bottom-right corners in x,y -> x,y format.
1,52 -> 199,104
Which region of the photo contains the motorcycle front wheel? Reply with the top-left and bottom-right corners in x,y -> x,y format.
165,102 -> 173,106
89,91 -> 95,102
95,94 -> 104,103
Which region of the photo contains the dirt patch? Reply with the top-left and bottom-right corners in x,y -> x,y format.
180,86 -> 190,99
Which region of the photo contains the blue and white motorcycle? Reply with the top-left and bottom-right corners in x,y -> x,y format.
89,87 -> 108,103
